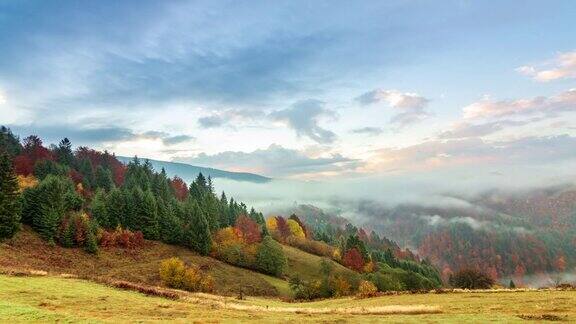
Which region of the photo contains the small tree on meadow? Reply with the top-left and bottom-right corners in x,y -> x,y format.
256,236 -> 287,276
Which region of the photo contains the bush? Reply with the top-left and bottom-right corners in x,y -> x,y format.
159,257 -> 214,293
99,227 -> 144,249
285,236 -> 334,258
159,257 -> 186,289
357,280 -> 378,298
449,268 -> 494,289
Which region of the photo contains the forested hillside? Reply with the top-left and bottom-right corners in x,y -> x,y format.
316,189 -> 576,284
0,126 -> 442,299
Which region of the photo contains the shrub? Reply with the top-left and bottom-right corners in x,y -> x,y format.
159,257 -> 214,293
357,280 -> 378,298
159,257 -> 186,289
333,276 -> 352,297
99,227 -> 144,249
449,268 -> 494,289
285,236 -> 334,258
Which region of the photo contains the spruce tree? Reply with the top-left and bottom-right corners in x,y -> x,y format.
55,138 -> 74,167
90,189 -> 109,228
137,189 -> 159,240
184,200 -> 211,255
106,188 -> 125,228
0,152 -> 22,240
94,165 -> 114,191
0,126 -> 22,157
77,158 -> 95,189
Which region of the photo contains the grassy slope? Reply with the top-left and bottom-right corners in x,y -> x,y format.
0,227 -> 281,296
2,274 -> 575,323
0,227 -> 353,298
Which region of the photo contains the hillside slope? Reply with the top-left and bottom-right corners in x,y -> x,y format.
0,227 -> 281,296
117,156 -> 271,183
0,227 -> 354,298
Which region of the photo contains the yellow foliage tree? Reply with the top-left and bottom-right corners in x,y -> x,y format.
16,174 -> 38,192
287,219 -> 305,238
266,216 -> 277,232
159,257 -> 186,289
357,280 -> 378,298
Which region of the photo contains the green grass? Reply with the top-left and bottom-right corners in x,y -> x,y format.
1,274 -> 575,323
281,244 -> 356,281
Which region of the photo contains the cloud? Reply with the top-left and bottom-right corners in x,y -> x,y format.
463,89 -> 576,120
438,120 -> 530,139
198,115 -> 225,128
162,135 -> 195,146
176,144 -> 359,178
7,124 -> 194,149
198,109 -> 266,129
351,127 -> 383,136
517,51 -> 576,82
270,99 -> 337,144
365,135 -> 576,174
355,89 -> 430,127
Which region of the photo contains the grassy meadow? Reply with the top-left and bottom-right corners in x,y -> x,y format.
1,274 -> 575,323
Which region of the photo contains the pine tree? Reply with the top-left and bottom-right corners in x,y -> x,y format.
55,138 -> 74,167
106,187 -> 125,228
0,152 -> 22,239
60,219 -> 75,247
90,189 -> 109,228
509,280 -> 516,289
136,189 -> 159,240
0,126 -> 22,157
183,200 -> 211,255
84,224 -> 99,254
33,175 -> 74,242
77,158 -> 95,189
94,165 -> 114,191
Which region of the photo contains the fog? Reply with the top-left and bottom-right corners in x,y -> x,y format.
210,165 -> 576,222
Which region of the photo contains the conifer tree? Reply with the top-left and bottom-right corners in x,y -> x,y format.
90,189 -> 109,228
94,165 -> 114,191
106,187 -> 125,228
183,200 -> 211,255
0,152 -> 22,239
0,126 -> 22,157
256,236 -> 287,276
136,189 -> 159,240
55,138 -> 74,167
77,158 -> 95,189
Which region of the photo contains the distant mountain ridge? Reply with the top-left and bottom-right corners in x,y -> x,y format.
117,156 -> 271,183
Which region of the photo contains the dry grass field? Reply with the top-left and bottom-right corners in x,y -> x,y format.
1,274 -> 575,323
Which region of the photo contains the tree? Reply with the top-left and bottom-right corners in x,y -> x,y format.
287,219 -> 305,238
94,165 -> 114,191
106,187 -> 125,228
55,138 -> 74,167
449,269 -> 494,289
33,175 -> 75,242
509,280 -> 516,289
342,248 -> 365,272
256,236 -> 287,276
90,189 -> 109,228
235,215 -> 262,244
0,152 -> 22,239
0,126 -> 22,157
183,201 -> 212,255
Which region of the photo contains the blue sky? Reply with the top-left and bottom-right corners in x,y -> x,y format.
1,0 -> 576,180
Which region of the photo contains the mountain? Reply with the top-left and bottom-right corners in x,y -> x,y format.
117,156 -> 271,183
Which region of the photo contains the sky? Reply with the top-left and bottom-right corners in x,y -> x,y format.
1,0 -> 576,182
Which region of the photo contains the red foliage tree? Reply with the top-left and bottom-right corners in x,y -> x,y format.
342,248 -> 365,272
235,215 -> 262,244
275,216 -> 291,240
170,176 -> 189,201
13,135 -> 53,175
